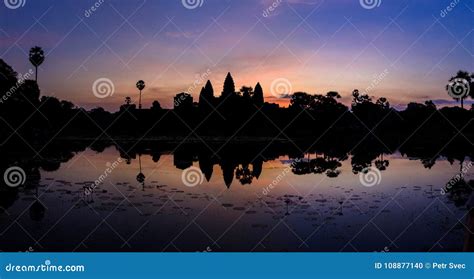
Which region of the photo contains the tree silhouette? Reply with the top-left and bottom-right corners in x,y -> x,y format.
447,71 -> 473,109
151,100 -> 162,111
20,80 -> 40,102
425,100 -> 437,110
0,59 -> 17,87
290,92 -> 314,110
253,82 -> 264,107
120,96 -> 136,112
29,46 -> 45,83
235,164 -> 253,185
0,59 -> 473,158
351,89 -> 372,107
136,80 -> 145,109
174,93 -> 193,111
376,97 -> 390,110
136,154 -> 145,190
240,86 -> 253,99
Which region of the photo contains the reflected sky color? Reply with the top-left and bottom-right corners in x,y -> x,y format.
0,147 -> 468,251
1,0 -> 473,110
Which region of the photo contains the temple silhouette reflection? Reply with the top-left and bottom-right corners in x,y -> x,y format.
1,138 -> 471,192
0,138 -> 472,252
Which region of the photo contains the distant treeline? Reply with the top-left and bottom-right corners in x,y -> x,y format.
1,59 -> 473,146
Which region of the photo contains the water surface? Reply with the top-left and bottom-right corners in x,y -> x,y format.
0,144 -> 472,252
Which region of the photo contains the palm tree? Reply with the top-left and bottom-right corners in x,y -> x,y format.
136,154 -> 145,190
29,46 -> 45,83
447,71 -> 472,109
136,80 -> 145,109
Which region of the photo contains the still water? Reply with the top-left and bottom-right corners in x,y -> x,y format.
0,145 -> 472,252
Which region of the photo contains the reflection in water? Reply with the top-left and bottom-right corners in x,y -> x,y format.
137,154 -> 146,191
465,197 -> 474,252
29,187 -> 46,222
0,140 -> 472,252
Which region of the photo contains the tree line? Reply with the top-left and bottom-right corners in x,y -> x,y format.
0,47 -> 473,145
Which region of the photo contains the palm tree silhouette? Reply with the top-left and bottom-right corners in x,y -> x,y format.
136,154 -> 145,190
447,71 -> 472,109
29,46 -> 45,83
136,80 -> 145,109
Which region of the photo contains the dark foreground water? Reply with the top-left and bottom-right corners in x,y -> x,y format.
0,144 -> 472,252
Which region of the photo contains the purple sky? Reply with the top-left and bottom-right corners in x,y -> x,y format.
1,0 -> 473,110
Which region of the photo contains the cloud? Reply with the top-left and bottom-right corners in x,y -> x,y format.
431,99 -> 474,106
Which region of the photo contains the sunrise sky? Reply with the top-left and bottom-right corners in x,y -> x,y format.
1,0 -> 473,110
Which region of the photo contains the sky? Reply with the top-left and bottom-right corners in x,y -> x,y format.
0,0 -> 473,110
